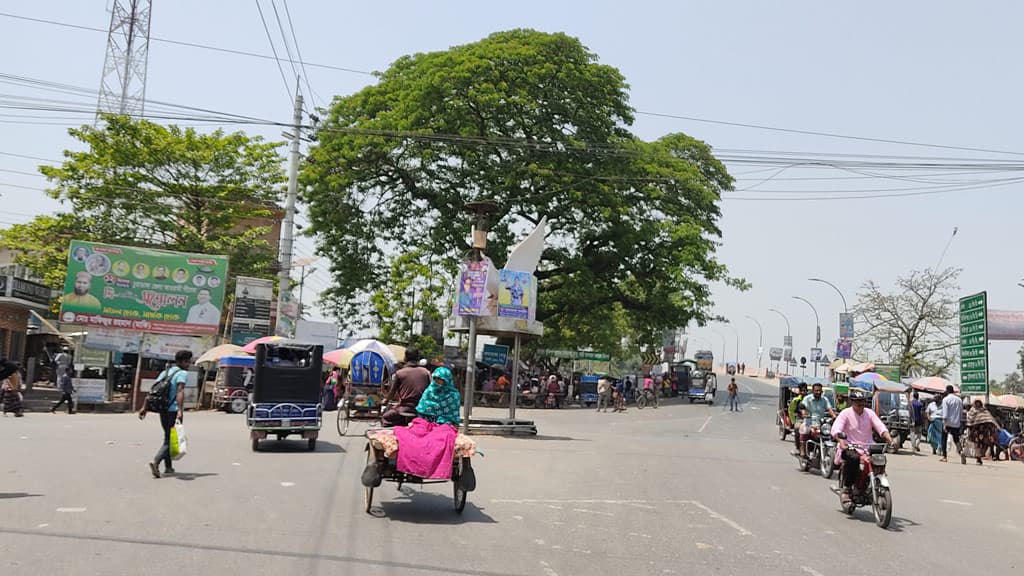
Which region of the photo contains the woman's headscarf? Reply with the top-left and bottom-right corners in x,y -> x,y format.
967,400 -> 997,427
416,366 -> 461,426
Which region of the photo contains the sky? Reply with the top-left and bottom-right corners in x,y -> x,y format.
1,1 -> 1023,378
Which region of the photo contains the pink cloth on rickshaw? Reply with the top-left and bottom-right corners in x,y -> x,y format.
366,428 -> 478,459
392,417 -> 457,479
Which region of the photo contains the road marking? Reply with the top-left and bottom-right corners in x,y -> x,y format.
55,507 -> 86,513
37,523 -> 49,528
698,415 -> 712,433
280,482 -> 295,487
232,462 -> 241,466
494,499 -> 649,504
572,508 -> 614,516
802,567 -> 826,576
669,500 -> 753,536
539,560 -> 559,576
627,532 -> 652,539
940,499 -> 973,506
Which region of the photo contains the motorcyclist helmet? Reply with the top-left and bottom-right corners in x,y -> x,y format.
848,387 -> 871,401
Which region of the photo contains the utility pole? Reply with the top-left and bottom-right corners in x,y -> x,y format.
460,200 -> 498,433
276,86 -> 303,337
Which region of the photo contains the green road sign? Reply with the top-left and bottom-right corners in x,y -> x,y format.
959,292 -> 988,394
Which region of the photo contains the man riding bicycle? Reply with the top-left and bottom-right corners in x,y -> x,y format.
798,383 -> 837,459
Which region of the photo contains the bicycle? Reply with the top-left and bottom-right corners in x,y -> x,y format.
636,388 -> 659,409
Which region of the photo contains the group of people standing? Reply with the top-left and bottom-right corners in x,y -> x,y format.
918,385 -> 1001,464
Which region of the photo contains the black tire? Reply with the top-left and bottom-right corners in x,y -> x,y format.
1008,437 -> 1024,461
822,447 -> 835,479
898,431 -> 908,449
364,449 -> 375,513
308,438 -> 316,451
229,397 -> 247,414
688,398 -> 694,404
780,426 -> 789,441
337,404 -> 350,437
874,486 -> 892,529
251,438 -> 259,452
798,456 -> 809,472
453,460 -> 467,513
637,395 -> 647,410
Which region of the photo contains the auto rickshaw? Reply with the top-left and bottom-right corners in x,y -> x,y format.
777,377 -> 834,440
687,368 -> 717,405
247,342 -> 324,451
579,374 -> 599,407
213,355 -> 255,414
873,381 -> 912,449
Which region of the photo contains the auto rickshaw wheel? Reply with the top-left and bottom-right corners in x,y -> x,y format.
779,426 -> 788,441
229,397 -> 247,414
337,404 -> 350,437
308,438 -> 317,451
251,438 -> 259,452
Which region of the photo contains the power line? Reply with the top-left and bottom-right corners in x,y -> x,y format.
0,11 -> 374,76
637,110 -> 1024,158
255,0 -> 293,104
282,0 -> 322,107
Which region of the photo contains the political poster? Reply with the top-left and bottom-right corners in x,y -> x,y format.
836,338 -> 853,359
769,347 -> 783,361
497,269 -> 532,319
59,241 -> 229,335
839,313 -> 854,339
140,333 -> 215,361
456,261 -> 489,316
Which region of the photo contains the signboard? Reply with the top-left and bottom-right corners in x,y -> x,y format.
10,277 -> 52,307
140,373 -> 200,406
538,349 -> 611,361
769,347 -> 783,361
140,333 -> 215,361
577,351 -> 611,361
59,241 -> 229,335
497,269 -> 532,319
839,313 -> 854,339
86,328 -> 141,353
274,290 -> 299,338
874,364 -> 901,382
783,335 -> 793,348
836,337 -> 853,359
295,319 -> 339,351
231,276 -> 273,346
74,378 -> 107,404
984,310 -> 1024,341
810,347 -> 822,362
456,261 -> 489,316
539,349 -> 576,359
959,292 -> 988,394
481,343 -> 510,367
77,346 -> 110,368
783,346 -> 793,362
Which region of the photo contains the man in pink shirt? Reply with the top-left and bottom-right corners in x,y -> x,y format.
831,388 -> 895,504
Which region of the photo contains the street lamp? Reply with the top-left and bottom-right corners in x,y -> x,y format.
710,328 -> 727,370
721,322 -> 740,367
768,308 -> 792,376
808,278 -> 848,313
744,315 -> 763,375
793,296 -> 821,377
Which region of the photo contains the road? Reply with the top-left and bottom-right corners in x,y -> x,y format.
2,375 -> 1023,575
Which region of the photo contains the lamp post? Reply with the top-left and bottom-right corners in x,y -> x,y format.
461,199 -> 499,433
793,296 -> 821,377
768,308 -> 791,375
721,322 -> 740,367
744,315 -> 763,375
808,278 -> 848,313
710,329 -> 727,371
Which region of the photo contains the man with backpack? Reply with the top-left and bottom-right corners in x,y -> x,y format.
138,349 -> 192,478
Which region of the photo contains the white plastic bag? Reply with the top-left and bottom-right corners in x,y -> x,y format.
170,423 -> 188,460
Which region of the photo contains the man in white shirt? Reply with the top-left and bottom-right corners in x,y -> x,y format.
940,385 -> 965,462
186,289 -> 221,325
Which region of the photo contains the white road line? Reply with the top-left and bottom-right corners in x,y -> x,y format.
280,482 -> 295,487
698,415 -> 712,433
940,499 -> 973,506
669,500 -> 753,536
802,566 -> 826,576
572,508 -> 614,516
55,507 -> 86,513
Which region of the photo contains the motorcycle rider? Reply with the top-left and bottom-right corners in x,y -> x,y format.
831,387 -> 895,505
788,383 -> 808,455
799,383 -> 837,459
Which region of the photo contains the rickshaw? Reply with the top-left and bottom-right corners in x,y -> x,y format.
687,366 -> 717,405
777,377 -> 834,440
212,355 -> 254,414
337,350 -> 390,436
363,428 -> 479,514
247,342 -> 324,451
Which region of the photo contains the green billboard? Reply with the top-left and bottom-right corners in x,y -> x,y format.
59,240 -> 229,335
959,292 -> 988,394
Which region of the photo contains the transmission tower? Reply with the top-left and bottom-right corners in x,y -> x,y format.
96,0 -> 152,118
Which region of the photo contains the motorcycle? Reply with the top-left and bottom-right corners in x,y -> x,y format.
832,433 -> 893,529
796,417 -> 836,478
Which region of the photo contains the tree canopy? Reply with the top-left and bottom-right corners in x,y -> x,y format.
0,116 -> 286,300
854,267 -> 960,377
303,29 -> 743,351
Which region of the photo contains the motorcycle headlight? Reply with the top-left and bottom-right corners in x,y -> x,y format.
870,454 -> 887,467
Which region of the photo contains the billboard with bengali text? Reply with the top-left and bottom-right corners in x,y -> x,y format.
59,241 -> 228,335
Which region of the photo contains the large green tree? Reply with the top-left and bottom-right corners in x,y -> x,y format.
303,29 -> 742,351
1,116 -> 286,300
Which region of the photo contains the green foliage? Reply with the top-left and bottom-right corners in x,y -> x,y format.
369,248 -> 447,351
0,116 -> 286,301
303,29 -> 742,349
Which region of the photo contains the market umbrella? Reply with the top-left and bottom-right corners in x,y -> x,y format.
323,348 -> 354,367
323,339 -> 399,368
388,344 -> 407,363
849,372 -> 887,390
241,335 -> 285,354
910,376 -> 955,394
992,394 -> 1024,409
195,343 -> 246,365
850,362 -> 876,374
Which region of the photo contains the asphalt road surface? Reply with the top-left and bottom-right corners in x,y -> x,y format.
2,375 -> 1023,576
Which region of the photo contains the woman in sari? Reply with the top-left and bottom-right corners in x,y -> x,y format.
416,367 -> 462,426
967,397 -> 999,465
926,396 -> 944,455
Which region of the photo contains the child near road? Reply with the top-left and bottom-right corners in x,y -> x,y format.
727,378 -> 739,412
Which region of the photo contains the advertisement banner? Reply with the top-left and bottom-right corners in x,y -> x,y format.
839,313 -> 854,339
85,328 -> 141,353
59,241 -> 228,335
77,346 -> 110,368
456,261 -> 489,316
836,338 -> 853,359
74,378 -> 107,404
769,347 -> 783,361
231,276 -> 273,345
140,333 -> 215,361
497,269 -> 533,319
810,347 -> 822,362
274,290 -> 300,338
295,319 -> 339,351
783,346 -> 793,362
